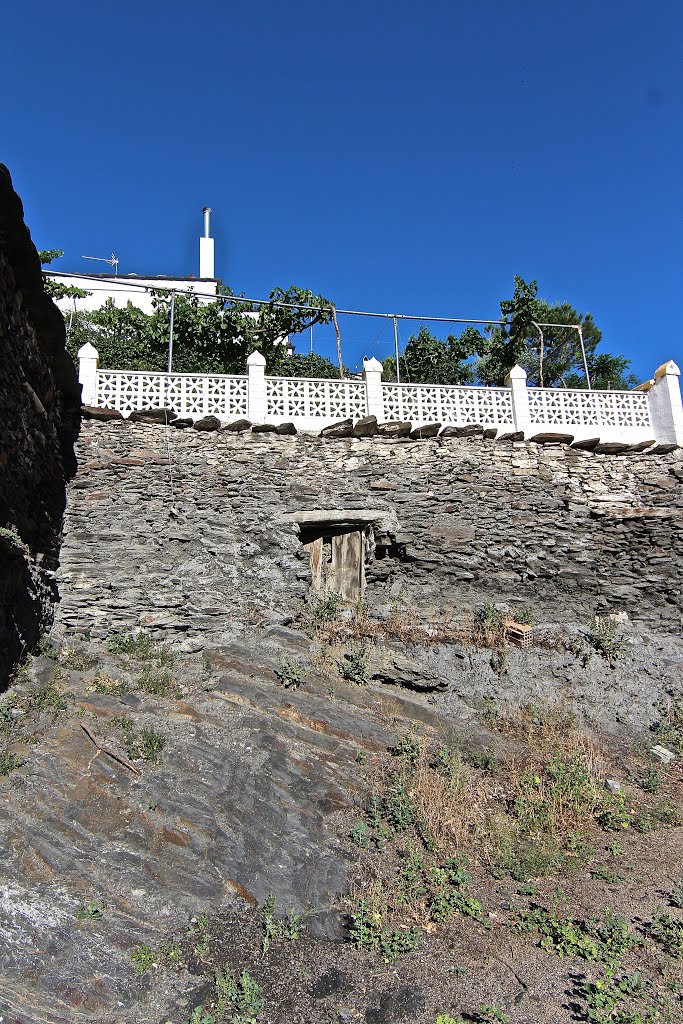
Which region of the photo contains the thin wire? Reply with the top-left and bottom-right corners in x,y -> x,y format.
44,270 -> 507,326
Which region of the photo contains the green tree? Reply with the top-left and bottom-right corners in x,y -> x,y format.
61,282 -> 336,375
39,249 -> 90,301
389,277 -> 638,390
382,326 -> 479,383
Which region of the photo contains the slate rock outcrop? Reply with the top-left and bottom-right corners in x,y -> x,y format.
0,164 -> 80,687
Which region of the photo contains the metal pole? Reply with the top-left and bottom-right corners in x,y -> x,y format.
532,321 -> 544,387
310,325 -> 313,354
577,325 -> 592,390
167,295 -> 175,374
393,316 -> 400,384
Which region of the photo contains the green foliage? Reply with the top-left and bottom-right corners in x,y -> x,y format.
113,717 -> 165,763
273,352 -> 340,379
338,644 -> 369,685
670,881 -> 683,909
77,899 -> 104,920
349,822 -> 372,848
106,632 -> 174,665
383,326 -> 478,384
64,282 -> 335,377
648,912 -> 683,958
131,943 -> 154,975
651,703 -> 683,754
476,1007 -> 510,1024
184,1009 -> 216,1024
25,683 -> 69,713
136,666 -> 176,698
39,249 -> 91,301
473,603 -> 505,647
261,894 -> 306,955
275,660 -> 305,690
384,276 -> 636,389
310,592 -> 343,626
589,617 -> 625,663
348,899 -> 421,961
90,671 -> 128,697
576,968 -> 650,1024
511,907 -> 637,966
0,751 -> 23,777
638,766 -> 662,794
187,914 -> 211,956
214,967 -> 264,1023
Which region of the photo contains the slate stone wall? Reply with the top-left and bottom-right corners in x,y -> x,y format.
0,165 -> 80,685
55,420 -> 683,647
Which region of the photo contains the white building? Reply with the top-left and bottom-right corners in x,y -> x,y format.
50,208 -> 219,316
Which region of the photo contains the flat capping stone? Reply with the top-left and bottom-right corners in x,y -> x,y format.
284,508 -> 400,542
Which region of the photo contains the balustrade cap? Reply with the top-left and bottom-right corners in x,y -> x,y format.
654,360 -> 680,380
362,356 -> 383,373
504,364 -> 527,382
77,342 -> 99,359
246,350 -> 267,368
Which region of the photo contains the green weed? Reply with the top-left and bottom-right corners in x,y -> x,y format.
275,660 -> 305,690
131,943 -> 154,974
310,592 -> 343,627
575,968 -> 649,1024
261,894 -> 305,955
187,914 -> 210,956
214,967 -> 263,1023
650,703 -> 683,754
589,617 -> 625,663
338,644 -> 369,685
77,899 -> 104,920
0,751 -> 23,777
511,907 -> 637,966
349,899 -> 420,961
648,912 -> 683,958
136,666 -> 176,698
113,717 -> 165,763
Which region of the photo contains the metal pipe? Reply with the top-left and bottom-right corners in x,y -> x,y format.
44,273 -> 506,324
393,316 -> 400,383
531,321 -> 544,387
202,207 -> 212,239
578,325 -> 592,389
167,295 -> 175,373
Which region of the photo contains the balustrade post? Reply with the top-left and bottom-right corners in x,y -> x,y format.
504,364 -> 531,436
648,360 -> 683,446
362,356 -> 384,420
77,342 -> 99,406
247,350 -> 267,423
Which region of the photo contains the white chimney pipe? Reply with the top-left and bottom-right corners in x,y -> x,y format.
199,206 -> 215,278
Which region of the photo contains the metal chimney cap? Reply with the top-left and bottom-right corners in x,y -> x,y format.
202,206 -> 212,214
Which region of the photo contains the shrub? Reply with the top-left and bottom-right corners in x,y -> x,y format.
589,617 -> 625,662
215,967 -> 263,1022
338,645 -> 369,685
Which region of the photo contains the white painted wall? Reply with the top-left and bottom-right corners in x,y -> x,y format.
51,274 -> 218,316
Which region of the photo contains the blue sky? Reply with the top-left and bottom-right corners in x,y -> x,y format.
3,0 -> 681,378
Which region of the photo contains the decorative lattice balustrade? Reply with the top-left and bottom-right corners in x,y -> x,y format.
96,371 -> 249,417
527,388 -> 652,430
381,382 -> 515,426
80,347 -> 679,446
265,376 -> 368,421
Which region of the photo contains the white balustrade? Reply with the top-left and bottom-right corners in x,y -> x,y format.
78,345 -> 682,448
95,369 -> 248,417
527,388 -> 651,430
265,376 -> 367,426
381,382 -> 514,426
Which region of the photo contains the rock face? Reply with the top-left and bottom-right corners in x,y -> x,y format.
0,164 -> 80,687
54,421 -> 683,651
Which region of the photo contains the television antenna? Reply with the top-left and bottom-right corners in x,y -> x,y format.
82,252 -> 120,276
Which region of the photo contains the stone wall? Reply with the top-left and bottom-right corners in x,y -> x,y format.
0,165 -> 80,685
55,420 -> 683,647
